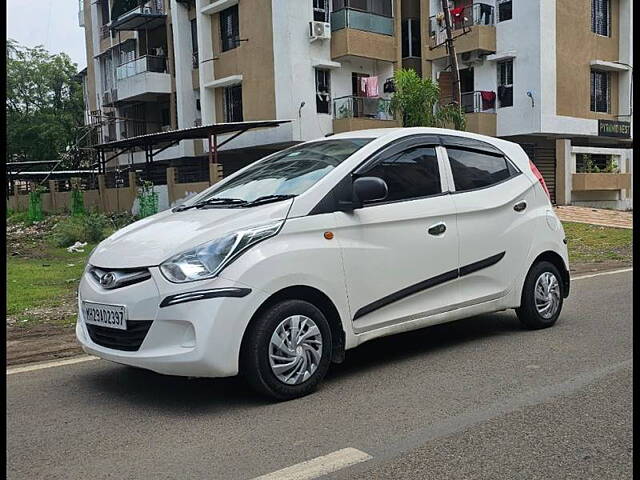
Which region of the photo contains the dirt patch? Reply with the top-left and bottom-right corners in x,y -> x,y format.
569,260 -> 632,276
7,323 -> 83,366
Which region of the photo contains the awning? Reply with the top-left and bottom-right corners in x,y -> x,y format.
92,120 -> 292,172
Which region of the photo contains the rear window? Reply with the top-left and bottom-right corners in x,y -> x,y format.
447,148 -> 516,191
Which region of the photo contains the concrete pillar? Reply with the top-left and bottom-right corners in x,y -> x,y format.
555,138 -> 572,206
48,180 -> 57,212
97,174 -> 108,213
195,0 -> 215,126
166,167 -> 177,205
209,162 -> 223,185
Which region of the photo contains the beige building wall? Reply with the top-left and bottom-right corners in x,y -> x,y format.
209,0 -> 277,122
555,0 -> 620,120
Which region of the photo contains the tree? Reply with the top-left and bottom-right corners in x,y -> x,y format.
389,68 -> 466,131
6,39 -> 85,165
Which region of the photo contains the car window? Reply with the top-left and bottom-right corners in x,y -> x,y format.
447,148 -> 514,192
361,146 -> 441,203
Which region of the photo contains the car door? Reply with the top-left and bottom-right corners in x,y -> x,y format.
441,136 -> 537,306
332,137 -> 460,334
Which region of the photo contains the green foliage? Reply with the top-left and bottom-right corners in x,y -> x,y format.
28,190 -> 44,222
138,181 -> 159,218
71,188 -> 85,217
577,154 -> 620,174
50,213 -> 110,247
6,39 -> 84,164
389,68 -> 466,131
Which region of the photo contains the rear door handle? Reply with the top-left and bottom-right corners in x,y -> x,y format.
513,201 -> 527,212
428,222 -> 446,236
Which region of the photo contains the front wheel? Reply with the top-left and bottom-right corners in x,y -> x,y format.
516,261 -> 564,330
241,299 -> 332,401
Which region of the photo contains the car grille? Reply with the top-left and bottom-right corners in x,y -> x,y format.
86,321 -> 153,352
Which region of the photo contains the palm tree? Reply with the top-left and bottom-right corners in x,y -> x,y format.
389,68 -> 466,131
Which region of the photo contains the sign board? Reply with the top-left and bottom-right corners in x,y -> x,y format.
598,120 -> 631,138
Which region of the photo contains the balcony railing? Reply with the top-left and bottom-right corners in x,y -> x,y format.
333,96 -> 394,120
119,0 -> 165,19
330,8 -> 394,36
116,55 -> 167,80
429,3 -> 494,48
440,91 -> 497,113
111,0 -> 166,31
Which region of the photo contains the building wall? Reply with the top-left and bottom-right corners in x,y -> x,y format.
555,0 -> 620,120
209,0 -> 277,122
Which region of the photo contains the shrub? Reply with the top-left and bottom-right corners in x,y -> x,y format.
71,188 -> 85,217
50,213 -> 111,247
28,190 -> 44,222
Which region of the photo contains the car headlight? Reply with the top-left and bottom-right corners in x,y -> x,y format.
159,221 -> 284,283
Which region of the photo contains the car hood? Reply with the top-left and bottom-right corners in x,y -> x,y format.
90,200 -> 293,268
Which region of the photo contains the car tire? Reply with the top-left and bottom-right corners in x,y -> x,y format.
516,260 -> 564,330
241,299 -> 333,401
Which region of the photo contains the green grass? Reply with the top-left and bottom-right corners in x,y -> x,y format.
563,221 -> 633,264
7,244 -> 96,327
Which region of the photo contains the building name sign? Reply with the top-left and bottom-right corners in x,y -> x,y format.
598,120 -> 631,138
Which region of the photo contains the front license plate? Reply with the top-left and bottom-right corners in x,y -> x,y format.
83,302 -> 128,330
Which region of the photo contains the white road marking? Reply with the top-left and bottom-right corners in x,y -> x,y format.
6,268 -> 632,376
7,355 -> 98,375
251,448 -> 372,480
572,267 -> 632,281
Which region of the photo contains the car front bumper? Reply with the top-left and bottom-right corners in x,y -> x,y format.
76,267 -> 267,378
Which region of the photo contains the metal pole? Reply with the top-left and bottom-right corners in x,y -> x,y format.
440,0 -> 461,105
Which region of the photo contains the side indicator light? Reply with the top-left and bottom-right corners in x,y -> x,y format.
324,231 -> 334,240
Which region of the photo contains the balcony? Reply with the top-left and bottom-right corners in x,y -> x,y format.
110,0 -> 166,31
425,3 -> 496,61
330,6 -> 396,62
332,95 -> 400,133
78,0 -> 84,27
439,91 -> 496,136
114,56 -> 171,103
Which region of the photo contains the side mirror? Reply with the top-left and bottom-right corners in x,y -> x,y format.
353,176 -> 388,204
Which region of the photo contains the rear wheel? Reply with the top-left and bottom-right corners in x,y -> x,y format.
241,299 -> 332,400
516,261 -> 564,329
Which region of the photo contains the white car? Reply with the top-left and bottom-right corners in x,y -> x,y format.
77,127 -> 569,400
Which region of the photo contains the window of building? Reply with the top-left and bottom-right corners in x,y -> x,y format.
220,5 -> 239,52
224,85 -> 243,122
313,0 -> 329,22
592,0 -> 609,36
576,153 -> 618,173
497,60 -> 513,108
591,70 -> 610,113
401,18 -> 421,58
361,147 -> 441,203
497,0 -> 512,22
315,69 -> 331,114
447,149 -> 514,191
191,19 -> 199,68
99,0 -> 110,26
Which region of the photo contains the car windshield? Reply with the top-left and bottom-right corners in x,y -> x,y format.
194,138 -> 372,204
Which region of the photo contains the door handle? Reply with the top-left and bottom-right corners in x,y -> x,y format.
513,201 -> 527,212
428,222 -> 446,236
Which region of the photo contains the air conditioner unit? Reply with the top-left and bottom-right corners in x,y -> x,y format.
461,51 -> 484,65
309,21 -> 331,41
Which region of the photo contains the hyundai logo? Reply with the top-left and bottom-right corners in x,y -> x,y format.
100,272 -> 117,289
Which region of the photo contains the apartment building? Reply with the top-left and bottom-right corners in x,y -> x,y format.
79,0 -> 632,209
78,0 -> 402,180
412,0 -> 633,208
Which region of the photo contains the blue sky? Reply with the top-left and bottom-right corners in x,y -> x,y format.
7,0 -> 87,69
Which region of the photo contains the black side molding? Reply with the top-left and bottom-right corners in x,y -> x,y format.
159,287 -> 251,308
353,252 -> 506,320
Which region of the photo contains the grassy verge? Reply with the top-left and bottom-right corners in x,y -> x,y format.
7,244 -> 96,327
563,221 -> 632,264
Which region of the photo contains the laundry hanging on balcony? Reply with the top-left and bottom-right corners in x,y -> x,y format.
480,91 -> 496,110
361,76 -> 379,97
450,7 -> 465,29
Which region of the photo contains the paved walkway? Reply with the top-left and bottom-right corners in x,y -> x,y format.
555,206 -> 633,229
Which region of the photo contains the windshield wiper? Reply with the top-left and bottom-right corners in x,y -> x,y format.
241,194 -> 296,207
172,197 -> 247,212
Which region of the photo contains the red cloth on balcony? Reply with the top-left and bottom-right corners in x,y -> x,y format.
450,7 -> 464,17
480,91 -> 496,110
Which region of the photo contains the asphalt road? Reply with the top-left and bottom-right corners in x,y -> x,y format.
7,270 -> 632,480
